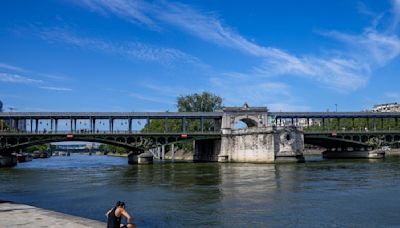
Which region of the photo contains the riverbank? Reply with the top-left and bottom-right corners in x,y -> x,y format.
0,200 -> 105,227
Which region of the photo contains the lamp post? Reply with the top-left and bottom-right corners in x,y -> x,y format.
335,104 -> 337,112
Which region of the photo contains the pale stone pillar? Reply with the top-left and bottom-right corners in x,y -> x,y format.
161,145 -> 165,160
171,144 -> 175,161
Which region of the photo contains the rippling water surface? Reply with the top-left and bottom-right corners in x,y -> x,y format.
1,155 -> 400,227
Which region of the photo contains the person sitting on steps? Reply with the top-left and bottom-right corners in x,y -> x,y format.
106,201 -> 135,228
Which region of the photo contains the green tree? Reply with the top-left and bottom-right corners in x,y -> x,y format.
142,91 -> 223,152
26,144 -> 48,153
177,91 -> 223,112
99,144 -> 127,154
142,91 -> 223,133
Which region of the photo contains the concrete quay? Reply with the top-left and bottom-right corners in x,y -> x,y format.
0,201 -> 105,228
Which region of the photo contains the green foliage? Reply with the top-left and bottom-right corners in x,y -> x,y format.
0,119 -> 8,130
303,117 -> 400,132
142,119 -> 181,133
99,144 -> 126,154
177,91 -> 223,112
367,136 -> 385,148
141,91 -> 223,152
142,91 -> 223,133
26,144 -> 48,153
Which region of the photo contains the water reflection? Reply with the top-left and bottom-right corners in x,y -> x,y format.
2,155 -> 400,227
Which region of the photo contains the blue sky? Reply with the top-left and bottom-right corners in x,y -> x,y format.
1,0 -> 400,112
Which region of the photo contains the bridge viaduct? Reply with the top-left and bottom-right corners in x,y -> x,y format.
1,106 -> 400,166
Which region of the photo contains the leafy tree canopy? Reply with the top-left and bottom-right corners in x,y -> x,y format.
177,91 -> 223,112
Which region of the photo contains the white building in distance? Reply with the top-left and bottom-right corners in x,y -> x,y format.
372,102 -> 400,112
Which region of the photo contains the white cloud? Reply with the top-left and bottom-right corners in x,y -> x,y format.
322,30 -> 400,67
391,0 -> 400,30
38,27 -> 201,66
128,92 -> 174,105
0,72 -> 42,84
0,62 -> 27,72
39,86 -> 72,91
209,75 -> 305,111
75,0 -> 386,92
385,92 -> 400,100
78,0 -> 156,28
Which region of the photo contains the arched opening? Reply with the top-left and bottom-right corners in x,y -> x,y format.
394,135 -> 400,142
233,117 -> 259,129
361,135 -> 368,142
385,135 -> 393,142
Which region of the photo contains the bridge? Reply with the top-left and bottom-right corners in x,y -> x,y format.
1,107 -> 400,166
271,112 -> 400,148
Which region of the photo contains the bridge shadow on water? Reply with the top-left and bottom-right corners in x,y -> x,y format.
3,155 -> 400,227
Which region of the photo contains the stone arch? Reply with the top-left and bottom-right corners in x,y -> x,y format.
233,115 -> 260,129
127,137 -> 135,144
394,135 -> 400,142
361,135 -> 368,142
157,137 -> 166,145
116,137 -> 126,143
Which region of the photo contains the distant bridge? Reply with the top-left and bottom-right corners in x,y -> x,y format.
1,110 -> 400,153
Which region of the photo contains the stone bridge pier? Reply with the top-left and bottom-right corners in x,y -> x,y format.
194,105 -> 305,163
0,150 -> 17,167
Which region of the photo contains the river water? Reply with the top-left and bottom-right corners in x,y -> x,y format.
1,155 -> 400,227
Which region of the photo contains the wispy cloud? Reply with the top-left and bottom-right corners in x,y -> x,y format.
38,27 -> 202,66
0,66 -> 72,92
0,62 -> 27,72
138,81 -> 191,97
39,86 -> 72,91
322,30 -> 400,67
39,73 -> 71,81
79,0 -> 157,28
76,0 -> 400,92
0,72 -> 43,84
129,92 -> 174,105
209,75 -> 307,111
385,91 -> 400,100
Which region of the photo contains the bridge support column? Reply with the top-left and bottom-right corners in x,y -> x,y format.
193,139 -> 221,162
171,144 -> 175,162
109,118 -> 114,132
128,151 -> 153,164
328,118 -> 331,131
219,126 -> 304,163
0,153 -> 17,167
35,119 -> 39,133
161,145 -> 165,160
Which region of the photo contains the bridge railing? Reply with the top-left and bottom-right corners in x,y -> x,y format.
0,129 -> 221,135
